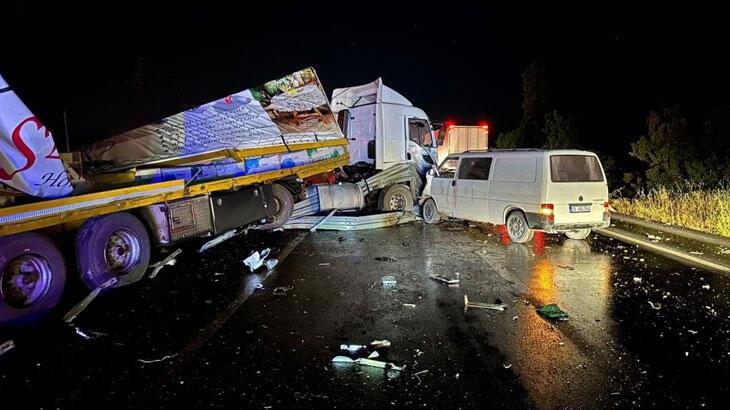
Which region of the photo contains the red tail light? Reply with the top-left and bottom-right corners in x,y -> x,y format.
539,203 -> 554,222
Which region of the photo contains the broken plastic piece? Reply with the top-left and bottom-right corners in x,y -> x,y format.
243,248 -> 271,272
273,286 -> 291,296
536,303 -> 569,320
198,229 -> 238,253
368,351 -> 380,359
265,259 -> 279,270
648,301 -> 662,310
402,303 -> 416,308
63,276 -> 119,323
430,274 -> 460,285
149,248 -> 182,279
73,327 -> 108,340
382,276 -> 397,288
503,363 -> 512,369
0,340 -> 15,357
633,277 -> 642,284
464,295 -> 507,312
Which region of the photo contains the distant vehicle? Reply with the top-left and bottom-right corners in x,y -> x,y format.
421,149 -> 610,243
435,123 -> 489,160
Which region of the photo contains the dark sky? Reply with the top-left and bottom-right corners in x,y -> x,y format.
1,2 -> 728,162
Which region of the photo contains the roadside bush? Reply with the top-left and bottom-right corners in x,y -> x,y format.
612,184 -> 730,237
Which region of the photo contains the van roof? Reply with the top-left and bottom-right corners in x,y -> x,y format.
452,149 -> 598,158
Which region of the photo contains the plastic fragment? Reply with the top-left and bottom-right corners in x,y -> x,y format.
648,301 -> 662,310
63,277 -> 119,323
273,286 -> 291,296
265,259 -> 279,270
464,295 -> 507,312
149,248 -> 182,279
243,248 -> 271,272
73,327 -> 108,340
0,340 -> 15,357
536,303 -> 569,320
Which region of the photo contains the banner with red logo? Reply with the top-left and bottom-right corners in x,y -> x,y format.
0,74 -> 72,198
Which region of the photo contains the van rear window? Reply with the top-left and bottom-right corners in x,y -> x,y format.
550,155 -> 604,182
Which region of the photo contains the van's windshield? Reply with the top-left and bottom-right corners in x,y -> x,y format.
550,155 -> 604,182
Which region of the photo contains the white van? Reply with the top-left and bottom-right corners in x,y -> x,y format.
421,149 -> 610,243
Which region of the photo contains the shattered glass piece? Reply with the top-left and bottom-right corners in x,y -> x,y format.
265,259 -> 279,270
381,276 -> 397,288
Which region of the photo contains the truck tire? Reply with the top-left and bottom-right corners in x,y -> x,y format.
257,184 -> 294,230
0,233 -> 66,326
378,184 -> 413,212
422,198 -> 441,224
76,212 -> 151,290
565,229 -> 591,240
506,211 -> 534,244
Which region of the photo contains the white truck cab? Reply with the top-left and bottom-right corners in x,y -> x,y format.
421,149 -> 610,243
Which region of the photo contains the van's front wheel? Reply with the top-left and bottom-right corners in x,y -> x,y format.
506,211 -> 534,244
422,198 -> 440,224
565,229 -> 591,240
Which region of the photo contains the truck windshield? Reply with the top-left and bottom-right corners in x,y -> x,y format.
550,155 -> 604,182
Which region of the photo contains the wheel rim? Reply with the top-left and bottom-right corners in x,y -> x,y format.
424,201 -> 434,220
104,229 -> 142,275
389,193 -> 407,211
508,215 -> 526,239
271,196 -> 283,218
1,254 -> 53,308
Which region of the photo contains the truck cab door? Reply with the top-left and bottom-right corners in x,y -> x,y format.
454,157 -> 492,222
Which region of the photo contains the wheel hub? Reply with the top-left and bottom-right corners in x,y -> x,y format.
389,193 -> 407,211
1,254 -> 53,308
104,229 -> 142,275
509,216 -> 525,238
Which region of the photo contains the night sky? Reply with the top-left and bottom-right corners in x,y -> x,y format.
1,2 -> 728,163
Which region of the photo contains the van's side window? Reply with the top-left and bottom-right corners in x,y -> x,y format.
458,157 -> 493,180
437,157 -> 459,178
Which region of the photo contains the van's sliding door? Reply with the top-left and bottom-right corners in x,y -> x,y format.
454,157 -> 493,221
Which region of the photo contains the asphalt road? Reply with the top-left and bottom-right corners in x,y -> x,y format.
1,220 -> 729,409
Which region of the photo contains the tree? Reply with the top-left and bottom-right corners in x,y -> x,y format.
495,61 -> 549,148
630,106 -> 694,188
543,110 -> 579,149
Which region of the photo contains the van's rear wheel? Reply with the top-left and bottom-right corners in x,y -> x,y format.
565,229 -> 591,240
378,184 -> 413,212
76,212 -> 151,290
0,233 -> 66,326
257,184 -> 294,230
506,211 -> 534,244
422,198 -> 441,224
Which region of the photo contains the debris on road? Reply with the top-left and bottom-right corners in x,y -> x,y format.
402,303 -> 416,308
330,356 -> 405,377
536,303 -> 569,320
464,295 -> 507,312
382,276 -> 397,288
137,353 -> 179,364
430,274 -> 460,285
375,256 -> 398,262
63,277 -> 119,323
198,229 -> 239,253
148,248 -> 183,279
503,363 -> 512,369
633,277 -> 643,284
702,284 -> 710,290
412,369 -> 429,384
73,327 -> 108,340
0,340 -> 15,357
243,248 -> 272,272
340,340 -> 392,355
273,286 -> 292,296
648,301 -> 662,310
265,259 -> 279,270
556,264 -> 575,270
318,263 -> 331,266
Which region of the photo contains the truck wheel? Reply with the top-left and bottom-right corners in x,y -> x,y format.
422,198 -> 441,224
378,184 -> 413,212
257,184 -> 294,230
565,229 -> 591,240
0,233 -> 66,325
76,212 -> 150,290
506,211 -> 534,244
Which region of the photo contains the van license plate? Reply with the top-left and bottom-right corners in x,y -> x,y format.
569,204 -> 591,213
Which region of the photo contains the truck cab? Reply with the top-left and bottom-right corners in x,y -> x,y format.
330,78 -> 438,175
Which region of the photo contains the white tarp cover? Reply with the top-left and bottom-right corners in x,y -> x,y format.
87,67 -> 343,171
0,73 -> 72,198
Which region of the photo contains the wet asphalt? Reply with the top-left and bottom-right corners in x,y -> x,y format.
1,220 -> 729,409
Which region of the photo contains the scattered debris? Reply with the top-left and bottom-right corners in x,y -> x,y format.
464,295 -> 507,312
63,277 -> 119,323
556,265 -> 575,270
375,256 -> 398,262
412,369 -> 429,384
73,327 -> 108,340
368,351 -> 380,359
137,353 -> 179,364
402,303 -> 416,308
0,340 -> 15,357
702,284 -> 710,290
243,248 -> 272,272
689,251 -> 704,255
265,259 -> 279,270
633,277 -> 643,284
148,248 -> 182,279
512,316 -> 519,321
688,330 -> 698,335
273,286 -> 292,296
430,274 -> 460,285
318,263 -> 331,266
648,301 -> 662,310
214,272 -> 225,276
382,276 -> 397,288
536,303 -> 569,320
198,229 -> 239,253
254,283 -> 264,290
340,340 -> 391,355
503,363 -> 512,369
330,356 -> 405,377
